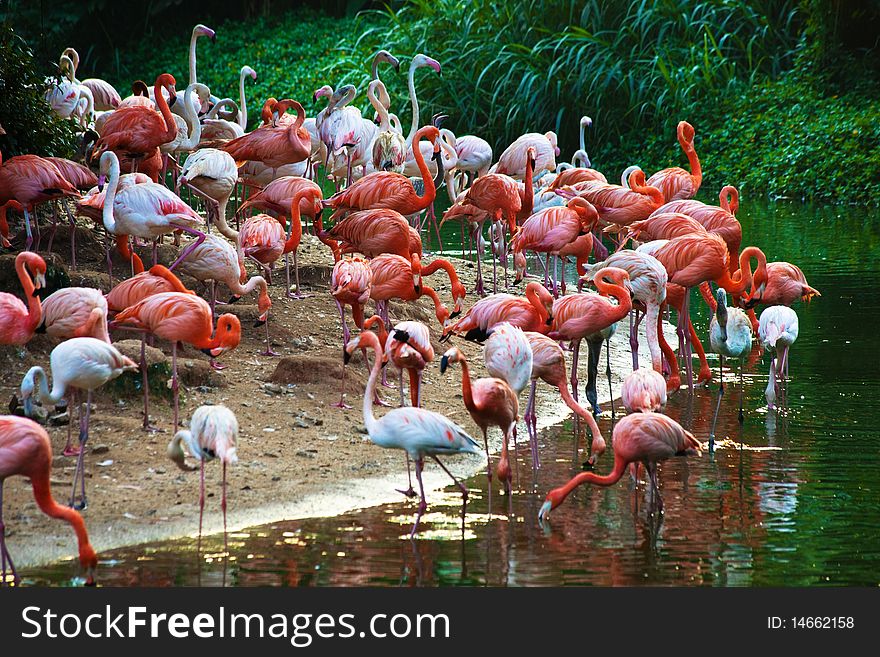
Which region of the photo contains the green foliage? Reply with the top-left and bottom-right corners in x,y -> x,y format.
96,9 -> 371,131
0,26 -> 78,158
335,0 -> 801,151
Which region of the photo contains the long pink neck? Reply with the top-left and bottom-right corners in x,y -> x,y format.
412,130 -> 437,211
552,454 -> 629,505
594,278 -> 632,320
421,258 -> 459,289
681,135 -> 702,186
526,285 -> 550,324
154,80 -> 177,143
418,284 -> 448,326
31,474 -> 95,568
556,380 -> 602,440
17,256 -> 42,335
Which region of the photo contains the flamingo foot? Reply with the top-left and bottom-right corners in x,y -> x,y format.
62,445 -> 81,457
396,486 -> 417,499
373,395 -> 392,408
332,400 -> 352,410
260,348 -> 280,357
210,360 -> 227,371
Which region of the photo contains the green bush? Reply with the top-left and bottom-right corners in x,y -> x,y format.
0,26 -> 78,158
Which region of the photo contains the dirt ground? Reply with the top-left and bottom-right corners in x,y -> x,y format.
0,215 -> 673,569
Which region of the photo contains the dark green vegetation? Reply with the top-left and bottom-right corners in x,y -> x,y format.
3,1 -> 878,203
0,26 -> 78,158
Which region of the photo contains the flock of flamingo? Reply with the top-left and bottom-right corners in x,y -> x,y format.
0,24 -> 820,586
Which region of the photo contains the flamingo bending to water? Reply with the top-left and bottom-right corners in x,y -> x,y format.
0,415 -> 98,586
538,412 -> 700,521
758,306 -> 799,411
0,252 -> 46,346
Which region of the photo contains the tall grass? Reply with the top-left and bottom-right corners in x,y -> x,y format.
335,0 -> 800,154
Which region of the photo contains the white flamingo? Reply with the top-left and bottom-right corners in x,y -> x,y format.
759,305 -> 799,411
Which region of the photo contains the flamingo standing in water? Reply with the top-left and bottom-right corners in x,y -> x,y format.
39,287 -> 110,342
707,288 -> 753,447
346,331 -> 481,537
746,261 -> 821,309
330,257 -> 373,409
510,196 -> 599,296
0,153 -> 80,249
97,151 -> 207,271
621,368 -> 668,413
522,332 -> 605,470
440,346 -> 519,497
538,412 -> 701,521
111,292 -> 241,432
442,281 -> 554,342
20,338 -> 137,508
494,131 -> 558,179
0,252 -> 46,346
549,267 -> 632,413
0,415 -> 98,586
637,234 -> 767,391
168,404 -> 238,555
758,306 -> 799,411
583,250 -> 667,374
646,121 -> 702,202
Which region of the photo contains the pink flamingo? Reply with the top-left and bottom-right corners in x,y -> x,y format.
522,331 -> 605,470
0,415 -> 98,586
549,267 -> 632,411
346,331 -> 481,537
441,346 -> 519,497
414,256 -> 467,316
330,257 -> 373,409
20,337 -> 138,506
369,254 -> 451,329
442,281 -> 554,342
223,99 -> 311,170
510,196 -> 599,296
0,152 -> 79,249
494,131 -> 558,179
646,121 -> 702,202
758,305 -> 799,411
557,168 -> 664,228
168,404 -> 239,555
39,287 -> 110,342
621,368 -> 668,413
538,412 -> 701,521
0,251 -> 46,345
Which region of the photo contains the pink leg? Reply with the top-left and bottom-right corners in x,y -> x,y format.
172,341 -> 180,432
410,457 -> 428,538
260,314 -> 278,357
333,301 -> 352,409
63,390 -> 81,456
198,457 -> 205,557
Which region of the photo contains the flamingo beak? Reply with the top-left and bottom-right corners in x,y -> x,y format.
84,565 -> 97,586
227,295 -> 242,304
23,396 -> 33,418
253,318 -> 267,328
343,347 -> 352,365
538,500 -> 552,522
439,355 -> 449,374
97,174 -> 105,192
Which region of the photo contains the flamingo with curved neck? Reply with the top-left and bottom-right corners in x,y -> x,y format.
0,252 -> 46,345
572,115 -> 593,167
189,24 -> 216,87
237,66 -> 257,130
405,54 -> 442,147
371,50 -> 400,110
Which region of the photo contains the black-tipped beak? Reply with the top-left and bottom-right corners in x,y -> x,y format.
545,316 -> 553,326
439,355 -> 449,374
449,310 -> 461,319
414,284 -> 421,295
33,288 -> 41,298
227,295 -> 241,304
513,276 -> 522,285
343,348 -> 352,365
439,332 -> 451,343
253,319 -> 266,328
582,459 -> 594,471
200,348 -> 214,356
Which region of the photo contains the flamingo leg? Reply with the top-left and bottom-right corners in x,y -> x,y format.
584,337 -> 602,416
23,208 -> 34,251
70,390 -> 92,509
63,203 -> 78,270
222,461 -> 228,559
62,390 -> 81,456
606,337 -> 615,424
396,453 -> 417,498
0,482 -> 20,586
527,378 -> 539,470
167,225 -> 207,271
260,312 -> 278,357
709,354 -> 725,451
482,428 -> 492,498
431,455 -> 468,513
738,360 -> 745,424
410,457 -> 428,539
646,462 -> 663,513
474,222 -> 485,296
333,301 -> 352,409
198,456 -> 205,558
682,289 -> 695,392
172,341 -> 180,432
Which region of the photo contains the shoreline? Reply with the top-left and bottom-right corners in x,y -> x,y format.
0,231 -> 674,570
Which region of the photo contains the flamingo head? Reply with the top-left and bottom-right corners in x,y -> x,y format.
20,371 -> 37,417
23,253 -> 48,293
451,282 -> 466,316
439,346 -> 464,374
194,24 -> 216,42
544,131 -> 560,157
586,434 -> 606,468
412,54 -> 442,75
678,120 -> 695,145
255,283 -> 272,326
242,66 -> 257,82
538,488 -> 566,523
410,253 -> 422,293
313,85 -> 333,103
580,115 -> 593,130
155,73 -> 177,98
375,50 -> 400,72
526,146 -> 537,170
202,314 -> 241,358
80,544 -> 98,586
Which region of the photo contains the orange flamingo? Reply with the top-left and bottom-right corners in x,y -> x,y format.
0,251 -> 46,345
638,234 -> 766,390
652,185 -> 742,274
646,121 -> 702,202
511,197 -> 599,295
111,292 -> 242,432
550,267 -> 632,416
655,282 -> 712,392
278,187 -> 325,298
39,287 -> 110,342
322,125 -> 441,220
442,281 -> 554,342
323,208 -> 419,260
0,153 -> 80,250
414,256 -> 467,315
538,412 -> 701,520
558,168 -> 664,228
626,212 -> 707,243
0,415 -> 98,586
234,213 -> 282,356
223,99 -> 310,169
369,254 -> 451,329
440,346 -> 519,496
745,261 -> 820,309
523,331 -> 605,470
0,200 -> 18,247
93,73 -> 179,174
330,257 -> 373,409
107,265 -> 195,430
44,157 -> 98,267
